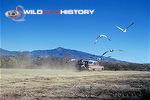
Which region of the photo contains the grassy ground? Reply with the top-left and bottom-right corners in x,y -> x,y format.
0,68 -> 150,100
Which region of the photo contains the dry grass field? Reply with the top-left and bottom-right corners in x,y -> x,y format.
0,68 -> 150,100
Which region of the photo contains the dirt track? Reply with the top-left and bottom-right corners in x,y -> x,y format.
0,69 -> 150,100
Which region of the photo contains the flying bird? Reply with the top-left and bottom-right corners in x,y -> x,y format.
94,34 -> 111,44
101,49 -> 123,57
115,22 -> 134,32
100,49 -> 123,61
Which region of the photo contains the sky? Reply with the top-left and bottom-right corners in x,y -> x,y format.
1,0 -> 150,63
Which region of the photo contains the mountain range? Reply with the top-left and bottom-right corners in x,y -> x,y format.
0,47 -> 126,63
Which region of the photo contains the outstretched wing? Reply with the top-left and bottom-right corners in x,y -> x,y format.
117,49 -> 124,52
115,25 -> 124,31
101,50 -> 110,56
112,49 -> 124,52
100,34 -> 111,41
126,22 -> 134,29
99,35 -> 107,38
94,34 -> 110,44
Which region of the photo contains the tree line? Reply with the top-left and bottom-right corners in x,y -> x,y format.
0,56 -> 150,71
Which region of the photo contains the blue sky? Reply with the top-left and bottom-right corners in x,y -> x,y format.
1,0 -> 149,63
